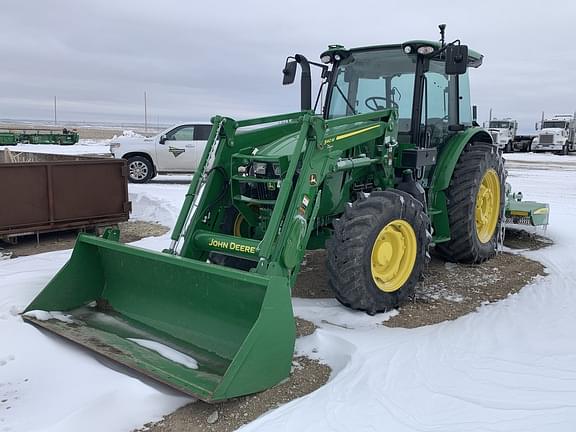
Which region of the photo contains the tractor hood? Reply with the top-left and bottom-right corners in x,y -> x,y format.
253,121 -> 380,158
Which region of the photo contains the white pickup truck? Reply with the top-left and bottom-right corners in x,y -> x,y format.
110,123 -> 212,183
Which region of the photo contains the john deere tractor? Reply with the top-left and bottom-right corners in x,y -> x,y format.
23,27 -> 549,401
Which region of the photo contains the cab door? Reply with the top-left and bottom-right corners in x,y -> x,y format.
156,125 -> 196,172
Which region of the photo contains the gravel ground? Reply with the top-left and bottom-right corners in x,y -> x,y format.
0,221 -> 169,258
294,229 -> 548,328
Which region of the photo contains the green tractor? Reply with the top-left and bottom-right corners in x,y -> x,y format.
23,28 -> 548,401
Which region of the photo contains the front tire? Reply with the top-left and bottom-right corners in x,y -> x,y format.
127,156 -> 154,183
505,141 -> 513,153
436,142 -> 505,264
326,190 -> 429,314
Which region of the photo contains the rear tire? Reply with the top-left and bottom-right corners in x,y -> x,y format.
127,156 -> 154,183
435,142 -> 505,264
326,190 -> 429,314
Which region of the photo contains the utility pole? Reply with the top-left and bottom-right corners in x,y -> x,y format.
53,96 -> 57,125
144,91 -> 148,133
489,108 -> 492,124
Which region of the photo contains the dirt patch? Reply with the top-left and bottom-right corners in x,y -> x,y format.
0,221 -> 169,258
293,231 -> 547,329
385,251 -> 545,328
504,228 -> 553,251
141,319 -> 329,432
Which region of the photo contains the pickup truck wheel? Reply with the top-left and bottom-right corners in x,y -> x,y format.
505,141 -> 513,153
127,156 -> 154,183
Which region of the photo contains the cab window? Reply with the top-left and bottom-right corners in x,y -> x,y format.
167,126 -> 195,141
193,125 -> 212,140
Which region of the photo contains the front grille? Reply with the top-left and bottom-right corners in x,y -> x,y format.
539,134 -> 554,144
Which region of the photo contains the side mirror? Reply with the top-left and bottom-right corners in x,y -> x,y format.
472,105 -> 478,122
535,122 -> 538,131
159,134 -> 167,144
445,44 -> 468,75
282,60 -> 297,85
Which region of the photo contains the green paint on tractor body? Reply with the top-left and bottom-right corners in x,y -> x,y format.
23,36 -> 549,401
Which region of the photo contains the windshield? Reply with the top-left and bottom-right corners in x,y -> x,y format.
489,121 -> 511,129
327,47 -> 462,146
327,48 -> 417,125
542,121 -> 567,129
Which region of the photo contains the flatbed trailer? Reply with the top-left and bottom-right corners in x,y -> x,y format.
0,128 -> 80,146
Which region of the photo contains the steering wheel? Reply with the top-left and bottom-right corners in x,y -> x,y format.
365,96 -> 398,111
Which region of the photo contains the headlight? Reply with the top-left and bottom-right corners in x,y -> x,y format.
272,163 -> 281,176
253,162 -> 267,175
320,54 -> 332,64
417,46 -> 435,55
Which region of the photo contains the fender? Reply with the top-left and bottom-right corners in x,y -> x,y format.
427,127 -> 492,243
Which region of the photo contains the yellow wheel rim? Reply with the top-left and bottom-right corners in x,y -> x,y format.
475,169 -> 501,244
370,219 -> 417,293
233,206 -> 259,237
233,213 -> 245,237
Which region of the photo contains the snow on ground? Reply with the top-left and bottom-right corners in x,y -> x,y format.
2,142 -> 112,156
1,151 -> 576,431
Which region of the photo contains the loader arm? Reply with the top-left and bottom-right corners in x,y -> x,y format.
172,109 -> 395,280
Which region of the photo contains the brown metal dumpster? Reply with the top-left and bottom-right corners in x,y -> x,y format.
0,150 -> 130,240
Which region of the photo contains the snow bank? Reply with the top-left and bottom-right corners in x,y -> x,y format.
23,310 -> 73,323
128,339 -> 198,369
111,130 -> 145,140
2,142 -> 111,156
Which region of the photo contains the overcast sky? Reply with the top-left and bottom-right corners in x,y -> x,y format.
1,0 -> 575,132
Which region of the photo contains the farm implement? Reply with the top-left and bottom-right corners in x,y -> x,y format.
0,128 -> 79,146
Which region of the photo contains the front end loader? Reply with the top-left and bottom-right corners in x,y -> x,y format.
23,26 -> 549,401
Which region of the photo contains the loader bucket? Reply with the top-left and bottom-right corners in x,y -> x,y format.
23,234 -> 295,402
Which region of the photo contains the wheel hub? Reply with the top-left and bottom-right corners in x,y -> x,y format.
129,161 -> 148,180
475,169 -> 500,243
370,220 -> 417,293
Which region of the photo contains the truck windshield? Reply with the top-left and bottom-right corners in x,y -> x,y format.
327,48 -> 417,124
542,121 -> 567,129
489,121 -> 510,128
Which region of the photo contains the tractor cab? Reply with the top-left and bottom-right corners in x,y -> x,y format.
322,41 -> 482,147
284,38 -> 483,148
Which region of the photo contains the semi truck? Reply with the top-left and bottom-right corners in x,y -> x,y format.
486,118 -> 534,153
532,114 -> 576,155
486,118 -> 517,152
